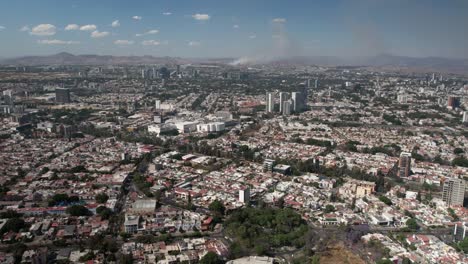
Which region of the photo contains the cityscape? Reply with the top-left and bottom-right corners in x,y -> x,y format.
1,1 -> 468,264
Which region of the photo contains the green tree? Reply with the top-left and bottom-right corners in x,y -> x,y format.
406,218 -> 419,231
95,193 -> 109,204
66,205 -> 91,216
209,200 -> 226,215
199,252 -> 223,264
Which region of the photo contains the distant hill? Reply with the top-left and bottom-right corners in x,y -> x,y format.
0,52 -> 198,66
263,54 -> 468,74
1,52 -> 467,74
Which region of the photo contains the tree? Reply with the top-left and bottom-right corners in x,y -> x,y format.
458,236 -> 468,253
199,252 -> 223,264
209,200 -> 226,215
0,218 -> 26,235
66,205 -> 91,216
379,195 -> 392,206
406,218 -> 419,231
95,193 -> 109,204
323,205 -> 336,213
454,148 -> 464,155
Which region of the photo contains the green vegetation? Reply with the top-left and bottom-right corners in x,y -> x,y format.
208,200 -> 226,216
378,195 -> 392,206
0,218 -> 27,235
452,156 -> 468,167
405,218 -> 419,231
48,193 -> 80,206
383,114 -> 402,125
66,205 -> 91,216
95,193 -> 109,204
454,148 -> 464,155
225,207 -> 308,258
96,206 -> 113,220
199,252 -> 223,264
457,236 -> 468,253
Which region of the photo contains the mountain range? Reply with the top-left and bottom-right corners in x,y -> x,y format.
1,52 -> 467,74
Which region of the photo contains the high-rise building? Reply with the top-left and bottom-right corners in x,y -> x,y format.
398,152 -> 412,177
291,92 -> 306,112
282,100 -> 292,116
239,187 -> 250,204
155,100 -> 161,110
3,90 -> 13,106
263,159 -> 275,172
266,92 -> 275,113
463,111 -> 468,123
55,88 -> 71,104
442,178 -> 465,207
315,79 -> 319,89
279,92 -> 289,113
448,96 -> 461,109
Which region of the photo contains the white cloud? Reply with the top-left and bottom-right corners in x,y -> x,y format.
162,12 -> 172,16
80,24 -> 97,31
136,29 -> 159,37
192,14 -> 210,21
132,16 -> 142,20
65,24 -> 79,31
188,41 -> 201,46
0,26 -> 5,31
111,20 -> 120,27
37,39 -> 79,45
142,40 -> 161,46
233,25 -> 239,29
91,30 -> 109,38
30,24 -> 56,36
20,25 -> 30,32
272,18 -> 286,23
249,34 -> 257,39
114,40 -> 134,45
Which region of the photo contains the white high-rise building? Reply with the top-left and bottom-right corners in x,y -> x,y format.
239,187 -> 250,204
463,111 -> 468,123
282,100 -> 292,116
266,92 -> 275,113
155,100 -> 161,110
279,92 -> 289,112
442,178 -> 465,207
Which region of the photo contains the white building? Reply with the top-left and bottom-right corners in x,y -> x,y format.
197,122 -> 225,133
266,92 -> 275,113
175,121 -> 199,134
239,187 -> 250,204
463,111 -> 468,123
442,178 -> 465,207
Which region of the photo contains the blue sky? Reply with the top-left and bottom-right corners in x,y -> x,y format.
0,0 -> 467,58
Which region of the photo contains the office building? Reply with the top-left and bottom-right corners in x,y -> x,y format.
398,152 -> 412,177
2,90 -> 13,105
315,79 -> 319,89
291,92 -> 306,112
448,96 -> 461,109
442,178 -> 465,207
279,92 -> 289,113
239,187 -> 250,204
282,100 -> 292,116
463,111 -> 468,123
155,100 -> 161,110
266,92 -> 275,113
397,93 -> 409,104
55,88 -> 71,104
263,159 -> 275,172
454,222 -> 468,242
